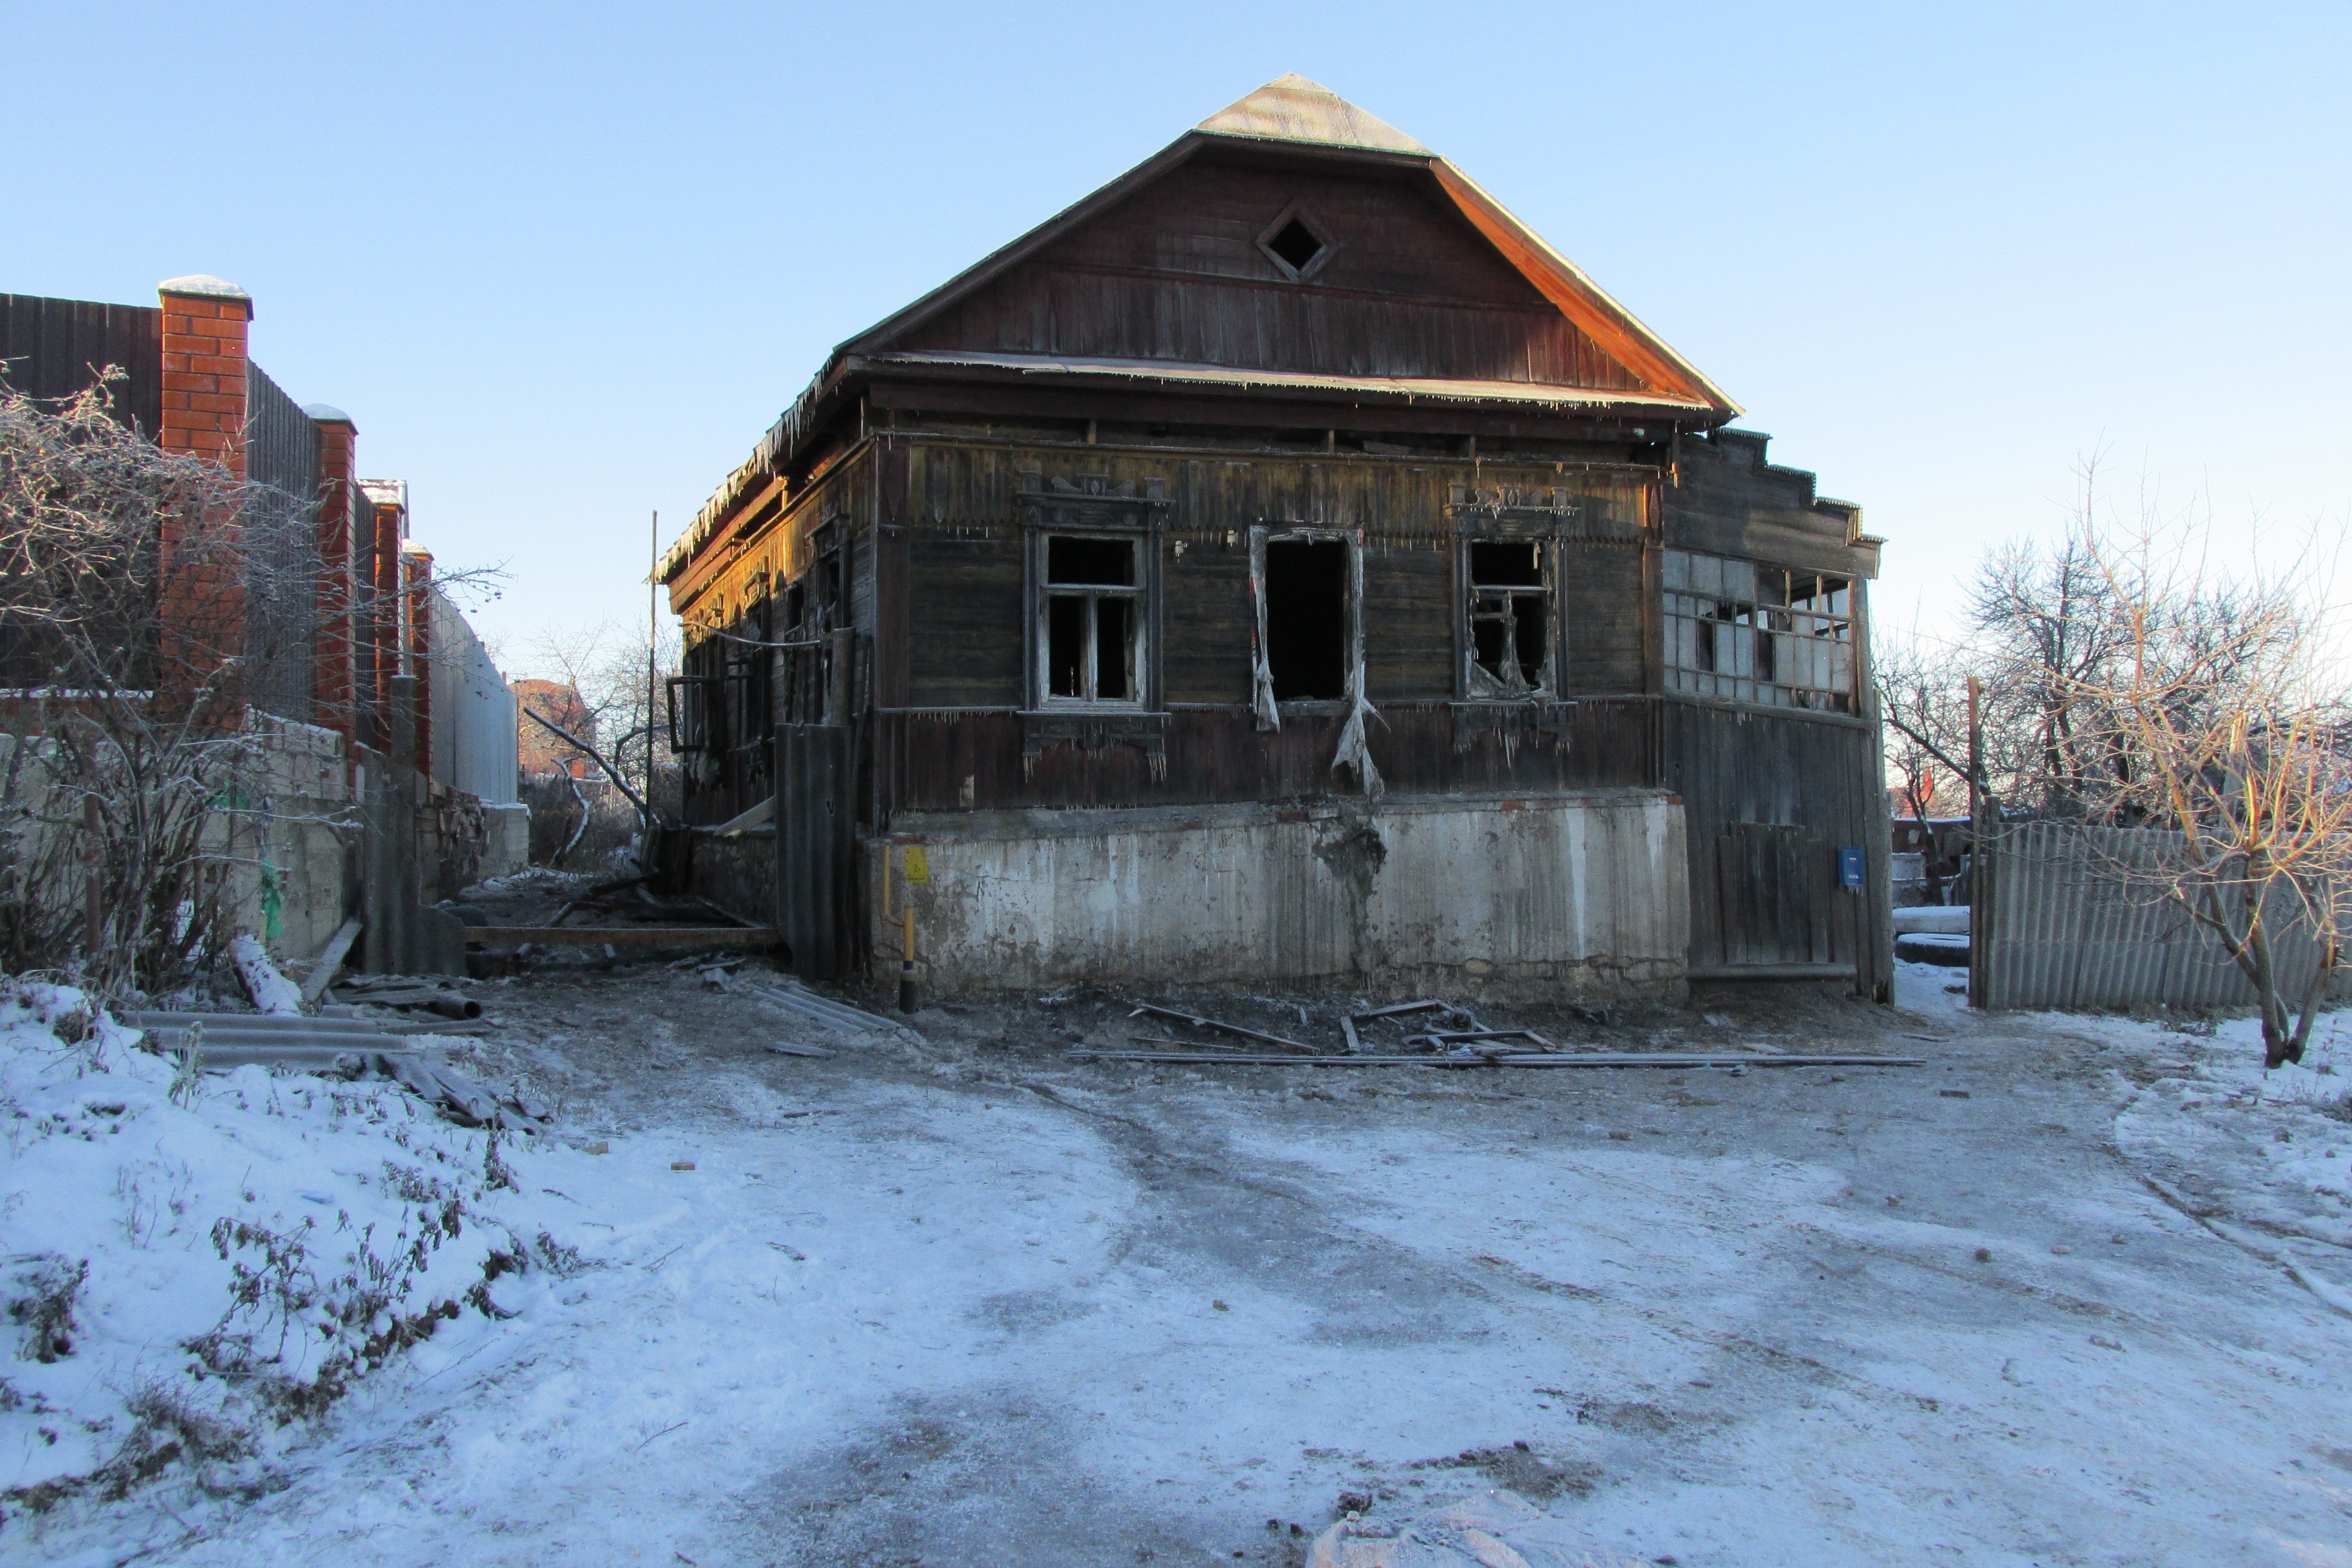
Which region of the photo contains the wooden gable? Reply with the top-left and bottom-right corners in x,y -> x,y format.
888,144 -> 1649,390
850,77 -> 1736,416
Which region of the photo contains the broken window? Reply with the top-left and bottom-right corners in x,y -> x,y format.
1464,540 -> 1552,697
1663,549 -> 1855,712
1039,534 -> 1142,705
1260,537 -> 1349,701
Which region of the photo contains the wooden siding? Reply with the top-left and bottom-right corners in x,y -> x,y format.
896,153 -> 1647,390
1667,428 -> 1874,579
1661,697 -> 1890,990
1163,545 -> 1254,705
0,293 -> 162,435
876,698 -> 1659,816
1560,540 -> 1648,695
1362,542 -> 1454,699
897,438 -> 1654,717
906,527 -> 1024,705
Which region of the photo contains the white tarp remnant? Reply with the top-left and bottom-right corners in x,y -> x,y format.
1330,534 -> 1383,796
1247,528 -> 1283,732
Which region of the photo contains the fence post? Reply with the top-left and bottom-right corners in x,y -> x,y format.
1966,675 -> 1991,1009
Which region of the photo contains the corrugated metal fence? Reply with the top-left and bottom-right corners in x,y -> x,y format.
427,589 -> 519,804
1980,821 -> 2345,1010
0,293 -> 162,434
243,365 -> 323,725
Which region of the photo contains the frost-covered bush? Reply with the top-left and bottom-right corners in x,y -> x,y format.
0,982 -> 572,1517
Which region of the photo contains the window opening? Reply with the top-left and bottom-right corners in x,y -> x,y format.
1041,533 -> 1140,704
1466,540 -> 1550,696
1267,218 -> 1324,273
1663,549 -> 1854,712
1263,539 -> 1348,701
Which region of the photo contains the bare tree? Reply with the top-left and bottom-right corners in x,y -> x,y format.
2056,514 -> 2350,1067
1873,632 -> 1976,900
0,373 -> 501,991
0,374 -> 279,990
512,618 -> 683,868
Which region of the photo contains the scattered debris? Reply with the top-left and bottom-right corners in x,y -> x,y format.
467,925 -> 780,952
764,1041 -> 838,1060
739,978 -> 918,1042
1308,1486 -> 1633,1568
228,934 -> 304,1017
331,978 -> 484,1020
671,1161 -> 697,1171
299,917 -> 363,1006
121,1012 -> 544,1130
1069,1049 -> 1925,1070
1128,1002 -> 1315,1054
1418,1028 -> 1559,1050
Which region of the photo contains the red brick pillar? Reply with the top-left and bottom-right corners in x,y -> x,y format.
309,407 -> 358,745
156,275 -> 252,711
360,481 -> 406,752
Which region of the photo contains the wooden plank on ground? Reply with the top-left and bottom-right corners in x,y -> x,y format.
467,926 -> 779,948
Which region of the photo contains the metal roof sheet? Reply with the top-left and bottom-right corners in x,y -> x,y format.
1193,74 -> 1432,155
868,349 -> 1718,413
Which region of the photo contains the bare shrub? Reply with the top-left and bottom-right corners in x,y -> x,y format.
0,373 -> 502,992
6,1253 -> 87,1362
1880,463 -> 2350,1066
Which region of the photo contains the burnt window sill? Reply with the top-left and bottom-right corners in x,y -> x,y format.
1019,708 -> 1171,779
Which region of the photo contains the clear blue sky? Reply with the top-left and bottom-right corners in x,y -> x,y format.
8,2 -> 2346,673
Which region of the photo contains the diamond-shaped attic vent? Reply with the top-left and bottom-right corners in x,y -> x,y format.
1268,218 -> 1322,271
1258,206 -> 1332,281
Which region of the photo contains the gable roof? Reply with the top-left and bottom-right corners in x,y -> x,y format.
666,78 -> 1738,582
843,77 -> 1732,408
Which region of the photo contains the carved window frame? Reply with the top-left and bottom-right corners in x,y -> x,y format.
1018,474 -> 1170,715
1446,485 -> 1581,705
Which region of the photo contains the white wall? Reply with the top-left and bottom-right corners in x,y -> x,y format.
428,591 -> 520,805
877,789 -> 1688,999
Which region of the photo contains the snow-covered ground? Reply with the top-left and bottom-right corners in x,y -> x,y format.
5,963 -> 2349,1566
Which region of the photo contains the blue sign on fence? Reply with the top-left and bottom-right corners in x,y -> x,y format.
1838,845 -> 1867,889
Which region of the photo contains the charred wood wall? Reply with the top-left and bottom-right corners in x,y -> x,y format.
900,437 -> 1653,710
1662,697 -> 1892,993
875,699 -> 1659,815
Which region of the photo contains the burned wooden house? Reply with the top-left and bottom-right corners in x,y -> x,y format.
660,76 -> 1892,1002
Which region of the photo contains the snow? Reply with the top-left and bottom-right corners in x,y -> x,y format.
0,983 -> 573,1508
5,965 -> 2350,1566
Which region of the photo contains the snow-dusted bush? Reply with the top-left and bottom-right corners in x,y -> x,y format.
0,982 -> 568,1518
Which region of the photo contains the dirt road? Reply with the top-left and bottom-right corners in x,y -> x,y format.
46,957 -> 2352,1568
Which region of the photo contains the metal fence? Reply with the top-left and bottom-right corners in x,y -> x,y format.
1979,820 -> 2345,1010
242,365 -> 323,725
427,589 -> 519,804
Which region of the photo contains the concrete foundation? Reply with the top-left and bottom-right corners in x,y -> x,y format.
874,789 -> 1688,1000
